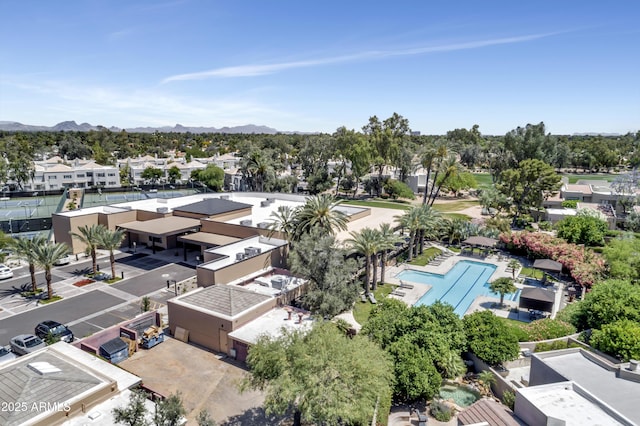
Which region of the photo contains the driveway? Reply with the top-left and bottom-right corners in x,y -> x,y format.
120,337 -> 282,425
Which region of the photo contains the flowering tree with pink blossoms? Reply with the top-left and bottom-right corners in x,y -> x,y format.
500,231 -> 605,288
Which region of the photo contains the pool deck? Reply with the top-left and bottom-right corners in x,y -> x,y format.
385,244 -> 565,319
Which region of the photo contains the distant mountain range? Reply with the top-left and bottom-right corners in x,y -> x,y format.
0,120 -> 283,134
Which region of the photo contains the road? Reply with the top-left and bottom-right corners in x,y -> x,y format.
0,253 -> 196,347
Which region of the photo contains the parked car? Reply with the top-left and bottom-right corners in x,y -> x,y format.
54,255 -> 72,266
34,320 -> 74,343
0,346 -> 17,365
93,272 -> 111,281
10,334 -> 46,355
0,264 -> 13,280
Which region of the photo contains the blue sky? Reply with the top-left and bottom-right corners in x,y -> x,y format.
1,0 -> 638,135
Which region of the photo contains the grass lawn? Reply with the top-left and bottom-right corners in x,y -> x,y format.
408,247 -> 442,266
472,173 -> 494,189
342,199 -> 412,211
352,285 -> 394,325
442,213 -> 472,221
520,267 -> 544,279
431,200 -> 479,212
562,173 -> 616,184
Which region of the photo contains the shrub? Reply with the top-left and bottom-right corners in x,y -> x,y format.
590,320 -> 640,361
523,318 -> 576,341
561,200 -> 578,208
538,221 -> 553,231
383,179 -> 416,200
430,401 -> 453,422
502,390 -> 516,410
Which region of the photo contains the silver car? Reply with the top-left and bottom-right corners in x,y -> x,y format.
10,334 -> 46,355
0,346 -> 17,365
0,264 -> 13,280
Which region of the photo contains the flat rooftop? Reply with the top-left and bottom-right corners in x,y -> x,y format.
173,198 -> 252,216
535,349 -> 640,424
56,205 -> 131,217
228,307 -> 313,345
170,284 -> 273,320
517,381 -> 627,426
200,235 -> 287,271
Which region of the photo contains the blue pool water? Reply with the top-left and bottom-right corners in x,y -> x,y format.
397,260 -> 520,316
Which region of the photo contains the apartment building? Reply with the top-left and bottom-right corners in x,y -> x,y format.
24,156 -> 121,191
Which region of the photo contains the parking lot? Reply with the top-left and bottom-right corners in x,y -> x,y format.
120,337 -> 283,425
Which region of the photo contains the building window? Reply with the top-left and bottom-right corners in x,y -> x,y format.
77,174 -> 85,178
97,173 -> 105,177
48,176 -> 57,180
108,173 -> 116,177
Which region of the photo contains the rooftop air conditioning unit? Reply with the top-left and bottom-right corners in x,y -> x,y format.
240,219 -> 252,226
245,247 -> 261,256
235,252 -> 245,261
257,222 -> 269,229
260,200 -> 270,207
220,195 -> 230,200
156,207 -> 169,213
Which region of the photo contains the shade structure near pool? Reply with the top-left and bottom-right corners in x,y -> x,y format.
397,260 -> 518,316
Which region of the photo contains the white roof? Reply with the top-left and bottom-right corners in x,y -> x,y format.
200,236 -> 286,271
228,307 -> 314,345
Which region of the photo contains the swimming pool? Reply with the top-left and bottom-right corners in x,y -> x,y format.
397,260 -> 520,316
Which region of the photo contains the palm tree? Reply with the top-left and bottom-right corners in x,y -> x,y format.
296,194 -> 348,236
378,223 -> 402,284
347,228 -> 379,295
33,242 -> 69,300
394,207 -> 422,261
507,259 -> 521,280
70,224 -> 105,274
97,228 -> 126,279
489,277 -> 517,307
429,154 -> 462,207
415,204 -> 442,255
267,205 -> 300,242
10,235 -> 47,292
477,371 -> 497,396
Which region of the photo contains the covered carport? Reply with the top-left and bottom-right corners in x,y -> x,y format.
118,217 -> 201,254
177,232 -> 241,261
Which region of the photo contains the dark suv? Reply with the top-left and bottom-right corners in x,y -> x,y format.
34,320 -> 74,343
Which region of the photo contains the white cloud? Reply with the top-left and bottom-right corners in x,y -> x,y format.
162,32 -> 557,82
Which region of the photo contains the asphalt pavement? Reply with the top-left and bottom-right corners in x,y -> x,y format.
0,249 -> 197,348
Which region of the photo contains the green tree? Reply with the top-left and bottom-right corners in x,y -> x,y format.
289,230 -> 358,318
555,210 -> 608,246
590,320 -> 640,362
241,322 -> 394,426
194,164 -> 224,191
112,389 -> 149,426
478,187 -> 509,218
496,159 -> 561,224
141,166 -> 163,186
602,236 -> 640,282
383,180 -> 415,199
572,279 -> 640,330
463,311 -> 519,365
70,223 -> 106,274
266,205 -> 299,243
295,194 -> 348,236
440,171 -> 477,197
153,392 -> 186,426
394,206 -> 422,261
167,166 -> 182,184
477,371 -> 497,396
388,337 -> 442,401
97,228 -> 126,279
10,235 -> 47,292
33,241 -> 70,300
489,277 -> 517,307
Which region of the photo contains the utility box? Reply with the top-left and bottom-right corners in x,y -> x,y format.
99,337 -> 129,364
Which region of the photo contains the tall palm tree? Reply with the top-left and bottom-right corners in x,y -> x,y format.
378,223 -> 402,284
416,204 -> 442,255
346,228 -> 379,295
267,205 -> 300,242
394,207 -> 422,261
70,224 -> 106,274
296,194 -> 348,236
33,242 -> 69,300
10,235 -> 47,292
97,228 -> 126,279
429,154 -> 462,207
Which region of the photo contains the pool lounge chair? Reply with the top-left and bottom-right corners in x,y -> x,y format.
391,289 -> 406,297
368,293 -> 377,304
360,293 -> 367,303
399,281 -> 414,289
